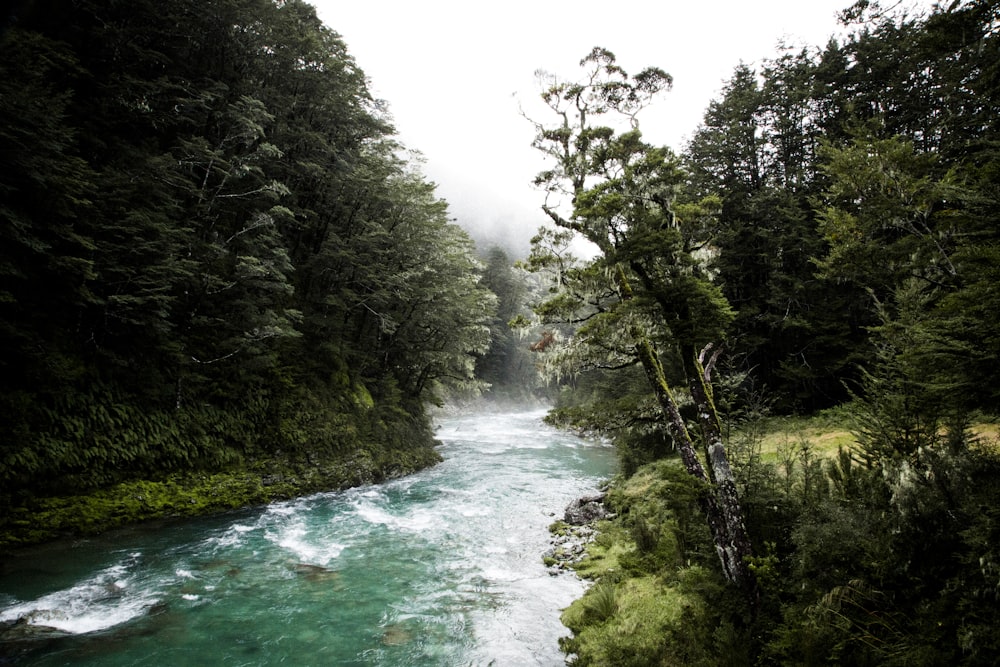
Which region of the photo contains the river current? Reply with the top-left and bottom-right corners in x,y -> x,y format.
0,408 -> 616,666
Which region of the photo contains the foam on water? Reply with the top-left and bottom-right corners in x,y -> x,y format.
0,555 -> 159,635
0,408 -> 617,666
268,519 -> 346,566
350,498 -> 445,535
207,520 -> 259,550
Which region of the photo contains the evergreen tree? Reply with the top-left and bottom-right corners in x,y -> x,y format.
526,48 -> 756,600
685,55 -> 869,412
0,0 -> 494,512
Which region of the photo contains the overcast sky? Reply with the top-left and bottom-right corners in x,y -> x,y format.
308,1 -> 887,255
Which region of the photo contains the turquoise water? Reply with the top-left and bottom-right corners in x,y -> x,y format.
0,408 -> 616,666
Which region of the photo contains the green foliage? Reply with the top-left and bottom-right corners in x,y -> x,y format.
0,0 -> 487,545
685,0 -> 1000,413
685,56 -> 868,412
849,289 -> 955,464
555,1 -> 1000,663
744,402 -> 1000,664
564,403 -> 1000,665
558,460 -> 755,666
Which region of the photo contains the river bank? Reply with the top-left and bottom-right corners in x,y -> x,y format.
1,408 -> 617,666
0,439 -> 442,554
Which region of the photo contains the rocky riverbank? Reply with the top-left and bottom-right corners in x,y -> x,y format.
544,493 -> 613,574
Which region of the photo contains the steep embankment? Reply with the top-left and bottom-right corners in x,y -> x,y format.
0,404 -> 443,552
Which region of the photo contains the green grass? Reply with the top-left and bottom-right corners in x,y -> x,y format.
731,405 -> 999,466
572,521 -> 633,580
751,407 -> 856,460
757,427 -> 856,461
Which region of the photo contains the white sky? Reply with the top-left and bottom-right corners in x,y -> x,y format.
308,1 -> 905,255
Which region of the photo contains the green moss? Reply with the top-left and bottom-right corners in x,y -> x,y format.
562,575 -> 706,666
572,522 -> 632,580
0,440 -> 441,552
548,519 -> 572,536
558,459 -> 749,666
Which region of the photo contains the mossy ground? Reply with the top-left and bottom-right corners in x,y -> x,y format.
558,460 -> 751,667
0,442 -> 441,553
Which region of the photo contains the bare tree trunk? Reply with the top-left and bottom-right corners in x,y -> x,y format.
683,347 -> 758,603
617,267 -> 756,600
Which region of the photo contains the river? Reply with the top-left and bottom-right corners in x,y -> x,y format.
0,408 -> 616,666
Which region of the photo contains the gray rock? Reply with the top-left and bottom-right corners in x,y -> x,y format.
563,493 -> 608,525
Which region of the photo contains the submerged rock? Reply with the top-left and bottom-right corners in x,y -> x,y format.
381,624 -> 413,645
290,562 -> 340,583
0,613 -> 71,642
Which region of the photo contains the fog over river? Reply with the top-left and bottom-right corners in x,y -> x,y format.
0,408 -> 616,666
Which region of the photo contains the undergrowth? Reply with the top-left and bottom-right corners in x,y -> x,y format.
559,460 -> 756,666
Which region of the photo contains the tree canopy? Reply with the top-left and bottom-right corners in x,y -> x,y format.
544,2 -> 1000,665
0,0 -> 495,506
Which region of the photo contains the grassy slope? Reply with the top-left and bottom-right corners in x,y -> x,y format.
557,411 -> 1000,665
751,411 -> 999,460
0,440 -> 442,552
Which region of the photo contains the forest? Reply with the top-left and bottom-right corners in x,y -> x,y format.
2,0 -> 1000,664
519,1 -> 1000,664
0,0 -> 496,541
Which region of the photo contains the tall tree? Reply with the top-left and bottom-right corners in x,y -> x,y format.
0,0 -> 493,504
527,48 -> 756,599
685,54 -> 870,411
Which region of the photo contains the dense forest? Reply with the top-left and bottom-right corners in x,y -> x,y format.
3,0 -> 1000,664
520,0 -> 1000,664
0,0 -> 500,544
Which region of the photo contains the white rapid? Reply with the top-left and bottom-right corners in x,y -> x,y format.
0,408 -> 616,666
